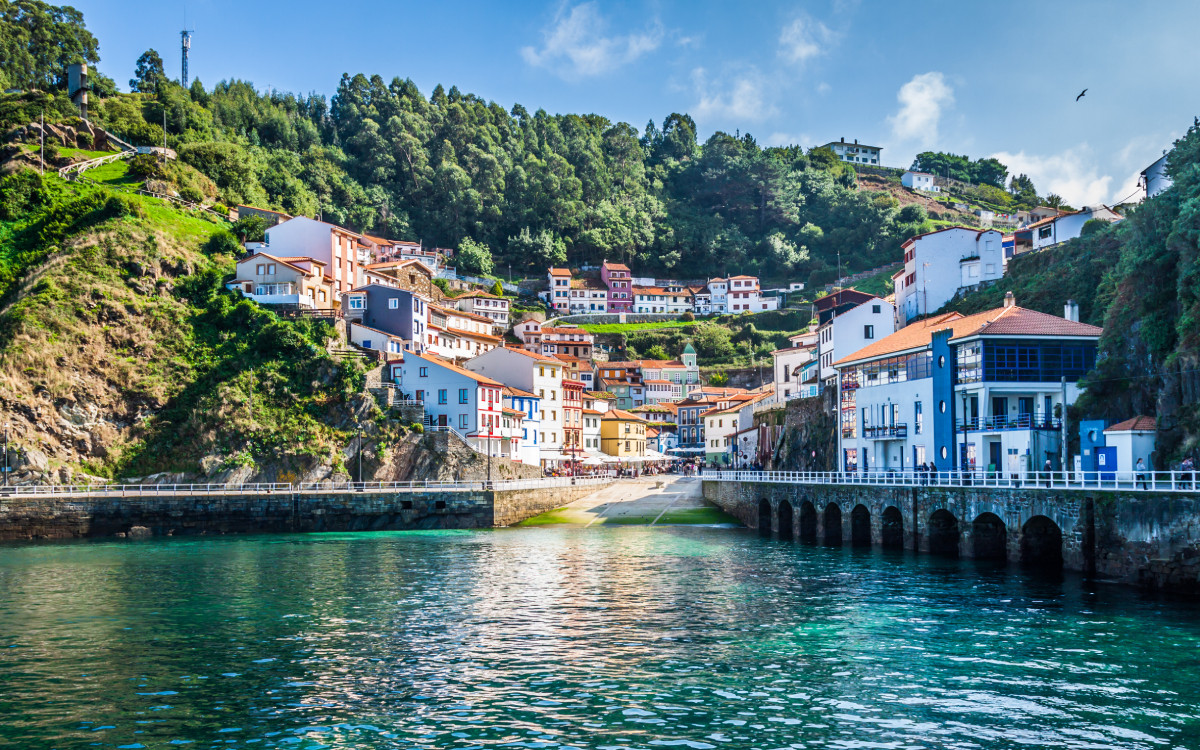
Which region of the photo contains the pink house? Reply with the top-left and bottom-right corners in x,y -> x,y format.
601,260 -> 633,312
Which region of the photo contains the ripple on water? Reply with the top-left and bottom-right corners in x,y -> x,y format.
0,527 -> 1199,749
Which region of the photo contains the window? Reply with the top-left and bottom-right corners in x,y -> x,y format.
438,389 -> 447,404
388,298 -> 399,309
266,264 -> 275,275
419,366 -> 429,377
1038,225 -> 1053,240
459,388 -> 469,404
255,264 -> 264,275
872,304 -> 881,313
914,401 -> 923,434
864,325 -> 875,340
459,414 -> 469,429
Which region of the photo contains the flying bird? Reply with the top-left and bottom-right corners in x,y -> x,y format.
1076,88 -> 1088,101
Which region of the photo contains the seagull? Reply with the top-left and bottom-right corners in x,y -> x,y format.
1076,88 -> 1088,101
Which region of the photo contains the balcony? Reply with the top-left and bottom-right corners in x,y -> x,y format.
959,412 -> 1061,432
863,424 -> 908,439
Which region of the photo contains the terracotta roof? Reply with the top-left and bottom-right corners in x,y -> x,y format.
728,275 -> 758,280
549,267 -> 572,276
644,379 -> 675,385
570,278 -> 607,290
836,306 -> 1102,367
1105,416 -> 1156,433
238,252 -> 323,276
952,308 -> 1102,339
539,326 -> 591,335
602,261 -> 631,271
271,255 -> 327,266
602,408 -> 646,422
496,345 -> 562,363
582,408 -> 604,415
504,387 -> 538,400
446,326 -> 501,342
636,359 -> 686,369
408,352 -> 503,386
587,391 -> 616,399
502,407 -> 525,417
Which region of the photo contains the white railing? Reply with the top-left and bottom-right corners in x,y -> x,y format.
702,469 -> 1200,493
0,475 -> 616,498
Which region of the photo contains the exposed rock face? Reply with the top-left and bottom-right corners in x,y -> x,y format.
763,389 -> 838,472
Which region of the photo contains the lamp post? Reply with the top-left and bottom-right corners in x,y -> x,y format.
3,422 -> 9,487
356,417 -> 363,487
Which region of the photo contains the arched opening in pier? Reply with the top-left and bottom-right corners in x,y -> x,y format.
799,501 -> 817,544
928,509 -> 960,558
757,499 -> 772,537
851,505 -> 871,547
1021,515 -> 1063,569
823,503 -> 843,546
972,513 -> 1007,561
881,506 -> 904,549
777,500 -> 794,542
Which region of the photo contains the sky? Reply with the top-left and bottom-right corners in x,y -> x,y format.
68,0 -> 1200,207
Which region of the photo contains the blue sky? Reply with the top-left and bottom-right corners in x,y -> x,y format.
70,0 -> 1200,206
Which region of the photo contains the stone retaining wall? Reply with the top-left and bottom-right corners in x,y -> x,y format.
0,482 -> 609,540
704,480 -> 1200,592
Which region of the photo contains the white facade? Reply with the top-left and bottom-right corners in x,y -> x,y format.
817,298 -> 896,383
724,275 -> 778,313
548,269 -> 572,313
350,321 -> 410,356
901,171 -> 940,192
1104,425 -> 1157,474
582,409 -> 604,454
1141,153 -> 1171,199
894,227 -> 1005,327
504,388 -> 542,465
1025,206 -> 1122,253
390,353 -> 505,453
773,340 -> 817,402
633,285 -> 693,314
264,216 -> 373,300
453,293 -> 509,332
822,139 -> 882,165
464,347 -> 566,459
708,279 -> 728,313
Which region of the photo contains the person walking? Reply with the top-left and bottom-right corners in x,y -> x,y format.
1136,458 -> 1148,490
1043,458 -> 1053,488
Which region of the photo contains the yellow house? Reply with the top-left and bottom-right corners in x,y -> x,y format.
600,409 -> 647,457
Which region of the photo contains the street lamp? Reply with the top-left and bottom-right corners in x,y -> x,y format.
3,422 -> 9,487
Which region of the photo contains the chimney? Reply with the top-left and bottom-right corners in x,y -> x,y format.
854,138 -> 858,144
1003,291 -> 1015,309
1064,299 -> 1079,322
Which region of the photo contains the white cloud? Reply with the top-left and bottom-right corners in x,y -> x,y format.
817,82 -> 832,95
778,15 -> 835,63
990,146 -> 1114,207
521,2 -> 663,78
691,67 -> 776,123
888,72 -> 954,146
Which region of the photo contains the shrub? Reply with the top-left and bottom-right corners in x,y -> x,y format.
179,185 -> 204,204
203,230 -> 241,256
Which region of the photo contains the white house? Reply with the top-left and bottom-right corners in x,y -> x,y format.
452,292 -> 510,333
772,332 -> 818,402
817,298 -> 896,384
1104,416 -> 1157,473
548,267 -> 572,314
725,275 -> 778,313
1013,206 -> 1122,255
821,138 -> 882,165
901,171 -> 940,192
464,346 -> 568,465
390,352 -> 505,454
568,278 -> 609,313
227,253 -> 333,310
1140,153 -> 1171,199
894,227 -> 1005,327
707,278 -> 729,314
263,216 -> 374,300
633,284 -> 693,314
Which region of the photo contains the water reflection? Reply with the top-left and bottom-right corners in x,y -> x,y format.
1,527 -> 1199,749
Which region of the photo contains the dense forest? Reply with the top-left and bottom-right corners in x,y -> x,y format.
2,0 -> 1051,285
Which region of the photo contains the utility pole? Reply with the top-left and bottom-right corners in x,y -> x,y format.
1060,376 -> 1067,479
163,109 -> 167,151
39,110 -> 44,175
3,422 -> 9,487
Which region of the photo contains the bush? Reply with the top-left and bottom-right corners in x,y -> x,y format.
681,310 -> 695,322
204,230 -> 242,256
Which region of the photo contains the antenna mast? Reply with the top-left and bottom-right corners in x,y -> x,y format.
181,28 -> 193,87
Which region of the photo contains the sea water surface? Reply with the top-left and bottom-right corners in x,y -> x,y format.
1,526 -> 1199,749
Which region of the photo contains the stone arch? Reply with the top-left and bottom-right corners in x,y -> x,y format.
823,503 -> 842,546
881,506 -> 904,549
851,504 -> 871,547
972,512 -> 1007,561
758,499 -> 772,537
1021,515 -> 1063,569
777,500 -> 794,542
799,501 -> 817,544
928,509 -> 960,558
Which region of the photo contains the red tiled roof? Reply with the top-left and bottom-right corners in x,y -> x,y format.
549,267 -> 572,276
504,385 -> 537,398
498,346 -> 561,363
1105,416 -> 1156,433
901,225 -> 994,249
951,307 -> 1103,339
602,261 -> 631,271
602,408 -> 646,422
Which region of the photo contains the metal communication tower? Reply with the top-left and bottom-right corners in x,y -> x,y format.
181,28 -> 193,87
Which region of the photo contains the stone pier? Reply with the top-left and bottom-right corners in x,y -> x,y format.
0,482 -> 608,540
704,479 -> 1200,592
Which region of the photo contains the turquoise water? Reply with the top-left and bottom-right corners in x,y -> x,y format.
2,527 -> 1199,749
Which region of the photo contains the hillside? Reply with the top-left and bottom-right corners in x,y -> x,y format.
948,119 -> 1200,463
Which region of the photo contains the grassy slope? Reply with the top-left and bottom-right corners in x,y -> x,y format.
0,172 -> 365,479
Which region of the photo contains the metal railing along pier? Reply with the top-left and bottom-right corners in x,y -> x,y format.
702,469 -> 1200,493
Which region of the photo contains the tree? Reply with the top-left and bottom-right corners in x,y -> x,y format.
0,0 -> 100,91
129,48 -> 165,94
709,371 -> 730,386
1044,193 -> 1066,210
507,226 -> 566,270
490,279 -> 504,297
643,344 -> 669,360
1009,173 -> 1038,206
456,238 -> 493,276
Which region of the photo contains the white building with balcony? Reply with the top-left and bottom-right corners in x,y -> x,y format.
821,138 -> 882,165
901,171 -> 939,192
